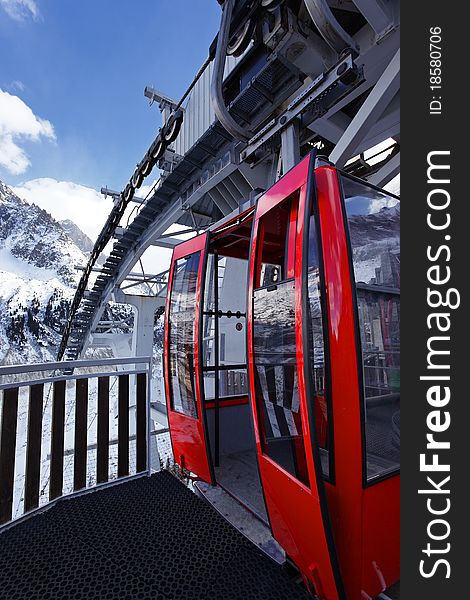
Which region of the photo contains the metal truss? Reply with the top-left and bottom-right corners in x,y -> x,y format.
58,0 -> 400,364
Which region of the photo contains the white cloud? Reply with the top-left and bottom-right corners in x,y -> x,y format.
0,0 -> 40,21
7,80 -> 25,93
11,178 -> 110,242
0,90 -> 55,175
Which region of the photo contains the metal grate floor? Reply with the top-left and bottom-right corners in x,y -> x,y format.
0,471 -> 311,600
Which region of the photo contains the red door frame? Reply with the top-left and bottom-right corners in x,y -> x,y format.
247,154 -> 345,600
316,166 -> 400,598
313,166 -> 364,598
164,232 -> 214,484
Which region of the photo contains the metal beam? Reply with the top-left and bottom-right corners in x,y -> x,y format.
229,170 -> 253,198
90,333 -> 133,348
221,176 -> 244,203
75,265 -> 166,281
113,291 -> 165,363
150,236 -> 188,249
355,94 -> 399,155
158,228 -> 196,239
307,24 -> 399,139
352,0 -> 395,36
329,49 -> 400,168
80,176 -> 214,350
179,209 -> 214,228
304,0 -> 359,55
367,151 -> 400,188
308,114 -> 346,144
208,189 -> 234,216
217,180 -> 240,209
281,121 -> 300,173
101,187 -> 145,205
319,92 -> 398,154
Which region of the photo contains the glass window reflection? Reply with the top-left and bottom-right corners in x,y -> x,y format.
306,211 -> 330,479
168,252 -> 200,418
341,175 -> 400,482
253,196 -> 310,487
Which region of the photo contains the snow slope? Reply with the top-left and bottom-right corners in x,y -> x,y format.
0,180 -> 87,365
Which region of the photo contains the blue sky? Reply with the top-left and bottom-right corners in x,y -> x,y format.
0,0 -> 220,240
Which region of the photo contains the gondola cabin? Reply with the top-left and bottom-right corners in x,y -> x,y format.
164,153 -> 400,600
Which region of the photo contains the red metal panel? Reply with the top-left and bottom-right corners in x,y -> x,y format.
362,476 -> 400,597
247,154 -> 343,600
254,156 -> 309,220
286,197 -> 298,279
315,166 -> 364,599
205,396 -> 249,409
315,166 -> 400,599
164,232 -> 213,483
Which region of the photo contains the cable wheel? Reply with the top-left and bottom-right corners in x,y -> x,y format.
151,138 -> 165,160
227,17 -> 255,57
131,169 -> 143,189
123,184 -> 134,202
141,156 -> 154,177
163,110 -> 183,143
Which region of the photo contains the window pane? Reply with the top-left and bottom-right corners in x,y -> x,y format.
342,176 -> 400,290
169,252 -> 200,418
306,213 -> 330,478
202,254 -> 248,399
257,199 -> 292,287
341,174 -> 400,482
253,280 -> 309,487
358,289 -> 400,480
204,368 -> 249,400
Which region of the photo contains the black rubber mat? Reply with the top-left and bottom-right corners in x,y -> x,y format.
0,471 -> 311,600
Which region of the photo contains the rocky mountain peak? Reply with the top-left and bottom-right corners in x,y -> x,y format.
0,180 -> 90,364
60,218 -> 95,254
0,181 -> 86,286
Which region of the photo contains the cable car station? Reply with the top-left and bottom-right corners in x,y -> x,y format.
1,1 -> 400,598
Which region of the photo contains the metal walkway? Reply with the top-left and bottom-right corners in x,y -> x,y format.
0,471 -> 311,600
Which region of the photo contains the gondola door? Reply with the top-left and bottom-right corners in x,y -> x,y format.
164,233 -> 214,483
247,154 -> 344,599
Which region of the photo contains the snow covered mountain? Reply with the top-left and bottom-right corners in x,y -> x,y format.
0,180 -> 89,365
59,218 -> 95,254
0,181 -> 165,370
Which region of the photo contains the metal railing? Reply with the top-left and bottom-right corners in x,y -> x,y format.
0,357 -> 154,528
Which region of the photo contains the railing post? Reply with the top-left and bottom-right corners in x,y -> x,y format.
74,378 -> 88,491
135,372 -> 147,474
24,384 -> 44,512
118,375 -> 129,478
0,356 -> 153,528
50,380 -> 66,501
0,388 -> 19,525
147,359 -> 156,473
97,377 -> 110,484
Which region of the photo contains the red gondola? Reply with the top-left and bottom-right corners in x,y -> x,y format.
164,152 -> 400,599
